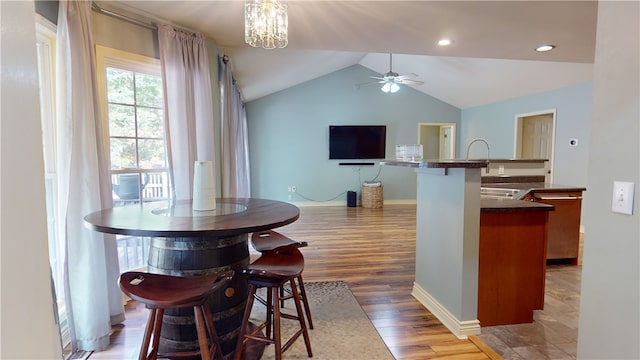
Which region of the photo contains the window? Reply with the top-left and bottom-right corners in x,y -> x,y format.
97,46 -> 169,271
36,14 -> 69,348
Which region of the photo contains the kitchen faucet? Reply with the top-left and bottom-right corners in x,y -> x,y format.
465,138 -> 491,174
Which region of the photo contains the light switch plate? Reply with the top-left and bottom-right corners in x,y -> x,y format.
612,181 -> 634,215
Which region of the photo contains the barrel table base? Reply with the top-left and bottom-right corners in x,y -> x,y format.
147,235 -> 250,358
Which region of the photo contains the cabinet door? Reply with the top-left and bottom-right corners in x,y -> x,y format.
478,211 -> 548,326
533,192 -> 582,261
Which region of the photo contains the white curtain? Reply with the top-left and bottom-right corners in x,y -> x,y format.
158,25 -> 215,200
221,57 -> 251,197
56,0 -> 124,351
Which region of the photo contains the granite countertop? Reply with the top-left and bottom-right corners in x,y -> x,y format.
481,197 -> 554,213
474,158 -> 548,163
381,158 -> 547,169
381,159 -> 489,169
481,182 -> 587,200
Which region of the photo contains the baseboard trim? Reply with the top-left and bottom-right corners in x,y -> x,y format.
411,282 -> 481,339
290,199 -> 417,207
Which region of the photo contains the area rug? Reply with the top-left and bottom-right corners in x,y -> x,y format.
251,281 -> 395,360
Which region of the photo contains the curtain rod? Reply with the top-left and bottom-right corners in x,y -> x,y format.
91,2 -> 157,31
91,2 -> 202,37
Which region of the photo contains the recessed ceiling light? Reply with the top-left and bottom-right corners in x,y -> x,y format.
535,44 -> 556,52
438,39 -> 453,46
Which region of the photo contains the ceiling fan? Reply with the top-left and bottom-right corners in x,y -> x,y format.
365,53 -> 424,93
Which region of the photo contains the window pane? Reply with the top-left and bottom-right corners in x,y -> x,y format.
138,139 -> 166,169
106,68 -> 134,104
112,173 -> 141,201
135,73 -> 163,107
108,104 -> 136,137
137,107 -> 164,138
110,138 -> 137,169
141,172 -> 169,201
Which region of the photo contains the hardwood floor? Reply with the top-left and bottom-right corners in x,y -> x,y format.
90,204 -> 496,359
478,264 -> 581,359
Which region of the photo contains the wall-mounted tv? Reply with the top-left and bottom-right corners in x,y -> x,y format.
329,125 -> 387,160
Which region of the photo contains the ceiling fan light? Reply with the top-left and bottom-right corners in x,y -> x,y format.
381,82 -> 400,93
245,0 -> 288,49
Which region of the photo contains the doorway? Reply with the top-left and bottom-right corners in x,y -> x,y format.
418,123 -> 456,160
514,110 -> 555,182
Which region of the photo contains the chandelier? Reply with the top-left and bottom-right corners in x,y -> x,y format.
244,0 -> 288,49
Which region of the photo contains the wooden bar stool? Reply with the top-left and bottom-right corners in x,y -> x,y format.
234,246 -> 313,360
118,270 -> 234,360
251,230 -> 313,329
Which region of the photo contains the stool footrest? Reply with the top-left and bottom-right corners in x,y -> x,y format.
281,329 -> 304,353
280,313 -> 300,321
244,333 -> 276,345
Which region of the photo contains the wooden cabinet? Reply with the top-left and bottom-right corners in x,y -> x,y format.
522,190 -> 583,263
478,211 -> 548,326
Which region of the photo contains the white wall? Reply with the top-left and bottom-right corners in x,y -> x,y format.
1,1 -> 61,358
577,1 -> 640,358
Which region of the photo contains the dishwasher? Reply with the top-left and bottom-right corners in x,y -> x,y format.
523,190 -> 584,263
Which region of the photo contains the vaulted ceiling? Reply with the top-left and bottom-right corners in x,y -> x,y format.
109,1 -> 597,108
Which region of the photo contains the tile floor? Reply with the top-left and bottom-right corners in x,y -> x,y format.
478,264 -> 582,359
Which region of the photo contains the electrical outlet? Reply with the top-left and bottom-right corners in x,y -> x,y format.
498,165 -> 505,175
287,186 -> 292,192
612,181 -> 634,215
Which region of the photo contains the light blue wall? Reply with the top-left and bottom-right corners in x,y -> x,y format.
245,64 -> 461,203
460,82 -> 593,187
578,2 -> 639,357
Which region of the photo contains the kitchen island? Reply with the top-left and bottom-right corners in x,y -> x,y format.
381,159 -> 555,337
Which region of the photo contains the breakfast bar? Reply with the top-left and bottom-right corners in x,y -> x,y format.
382,159 -> 555,336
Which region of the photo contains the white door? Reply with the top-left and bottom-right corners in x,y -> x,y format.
418,123 -> 456,160
440,126 -> 452,159
520,114 -> 553,158
516,111 -> 555,181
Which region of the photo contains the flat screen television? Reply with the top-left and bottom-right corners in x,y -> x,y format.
329,125 -> 386,160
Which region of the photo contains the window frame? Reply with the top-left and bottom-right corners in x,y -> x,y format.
96,45 -> 166,173
96,46 -> 168,272
36,12 -> 69,348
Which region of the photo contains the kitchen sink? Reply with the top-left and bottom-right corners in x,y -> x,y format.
480,187 -> 522,199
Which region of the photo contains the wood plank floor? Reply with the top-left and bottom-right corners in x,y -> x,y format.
90,204 -> 495,359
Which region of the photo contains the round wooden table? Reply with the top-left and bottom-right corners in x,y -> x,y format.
84,198 -> 299,358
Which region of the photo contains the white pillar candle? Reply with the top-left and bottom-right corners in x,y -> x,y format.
192,160 -> 216,211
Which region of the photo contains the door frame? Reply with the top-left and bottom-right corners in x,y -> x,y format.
513,109 -> 556,183
418,122 -> 456,159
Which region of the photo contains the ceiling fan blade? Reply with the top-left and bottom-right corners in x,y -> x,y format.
369,76 -> 386,81
398,79 -> 424,86
395,73 -> 418,80
355,81 -> 383,89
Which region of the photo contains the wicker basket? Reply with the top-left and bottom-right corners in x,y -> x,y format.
361,185 -> 383,208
